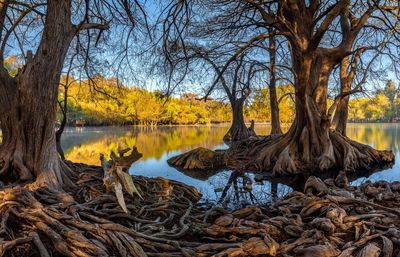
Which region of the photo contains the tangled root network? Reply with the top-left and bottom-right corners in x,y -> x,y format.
1,161 -> 400,257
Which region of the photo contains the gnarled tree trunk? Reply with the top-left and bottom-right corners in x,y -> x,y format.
224,99 -> 249,142
332,85 -> 350,136
268,33 -> 282,135
332,52 -> 363,136
332,56 -> 352,136
0,0 -> 75,188
232,51 -> 394,174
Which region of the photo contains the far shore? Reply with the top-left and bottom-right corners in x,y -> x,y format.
59,121 -> 400,128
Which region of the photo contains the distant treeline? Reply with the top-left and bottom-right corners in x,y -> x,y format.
246,81 -> 400,124
348,81 -> 400,122
59,77 -> 232,126
58,77 -> 399,126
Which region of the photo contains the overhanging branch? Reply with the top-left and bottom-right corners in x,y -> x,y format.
75,22 -> 110,32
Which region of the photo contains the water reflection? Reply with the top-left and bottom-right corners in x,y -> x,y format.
62,123 -> 400,206
216,172 -> 290,207
346,123 -> 400,184
63,126 -> 228,165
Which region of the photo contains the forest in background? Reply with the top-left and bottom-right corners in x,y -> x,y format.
5,55 -> 400,126
57,75 -> 400,126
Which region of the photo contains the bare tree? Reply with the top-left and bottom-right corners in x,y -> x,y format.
165,0 -> 399,174
0,0 -> 149,188
194,50 -> 260,141
331,49 -> 379,135
268,32 -> 282,135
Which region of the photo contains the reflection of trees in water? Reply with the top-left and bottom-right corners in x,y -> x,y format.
213,156 -> 394,208
62,124 -> 295,165
218,172 -> 256,204
214,171 -> 292,208
64,126 -> 229,165
59,124 -> 398,206
59,124 -> 400,165
62,124 -> 399,187
347,124 -> 400,152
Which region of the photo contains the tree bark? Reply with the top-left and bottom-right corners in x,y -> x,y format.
332,51 -> 366,136
225,1 -> 394,174
56,87 -> 68,161
224,100 -> 249,142
268,33 -> 282,135
232,50 -> 394,174
271,52 -> 336,172
332,56 -> 352,136
0,0 -> 75,188
331,96 -> 349,136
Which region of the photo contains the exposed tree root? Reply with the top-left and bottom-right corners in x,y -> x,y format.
201,175 -> 400,257
0,159 -> 400,256
0,148 -> 33,182
0,160 -> 204,257
228,130 -> 394,175
0,145 -> 76,190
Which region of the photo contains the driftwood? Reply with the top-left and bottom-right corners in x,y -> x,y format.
101,147 -> 143,212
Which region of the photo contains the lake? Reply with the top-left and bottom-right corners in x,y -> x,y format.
61,123 -> 400,207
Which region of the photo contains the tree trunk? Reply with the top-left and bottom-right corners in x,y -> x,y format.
224,100 -> 249,142
231,51 -> 394,174
332,84 -> 350,136
267,53 -> 337,172
268,33 -> 282,135
56,87 -> 68,161
332,55 -> 354,136
0,0 -> 75,188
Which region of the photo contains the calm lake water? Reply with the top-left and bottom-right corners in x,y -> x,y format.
61,124 -> 400,207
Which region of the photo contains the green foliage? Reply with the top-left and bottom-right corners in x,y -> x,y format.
59,77 -> 400,126
246,85 -> 295,123
60,77 -> 232,126
349,93 -> 399,122
348,80 -> 400,122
